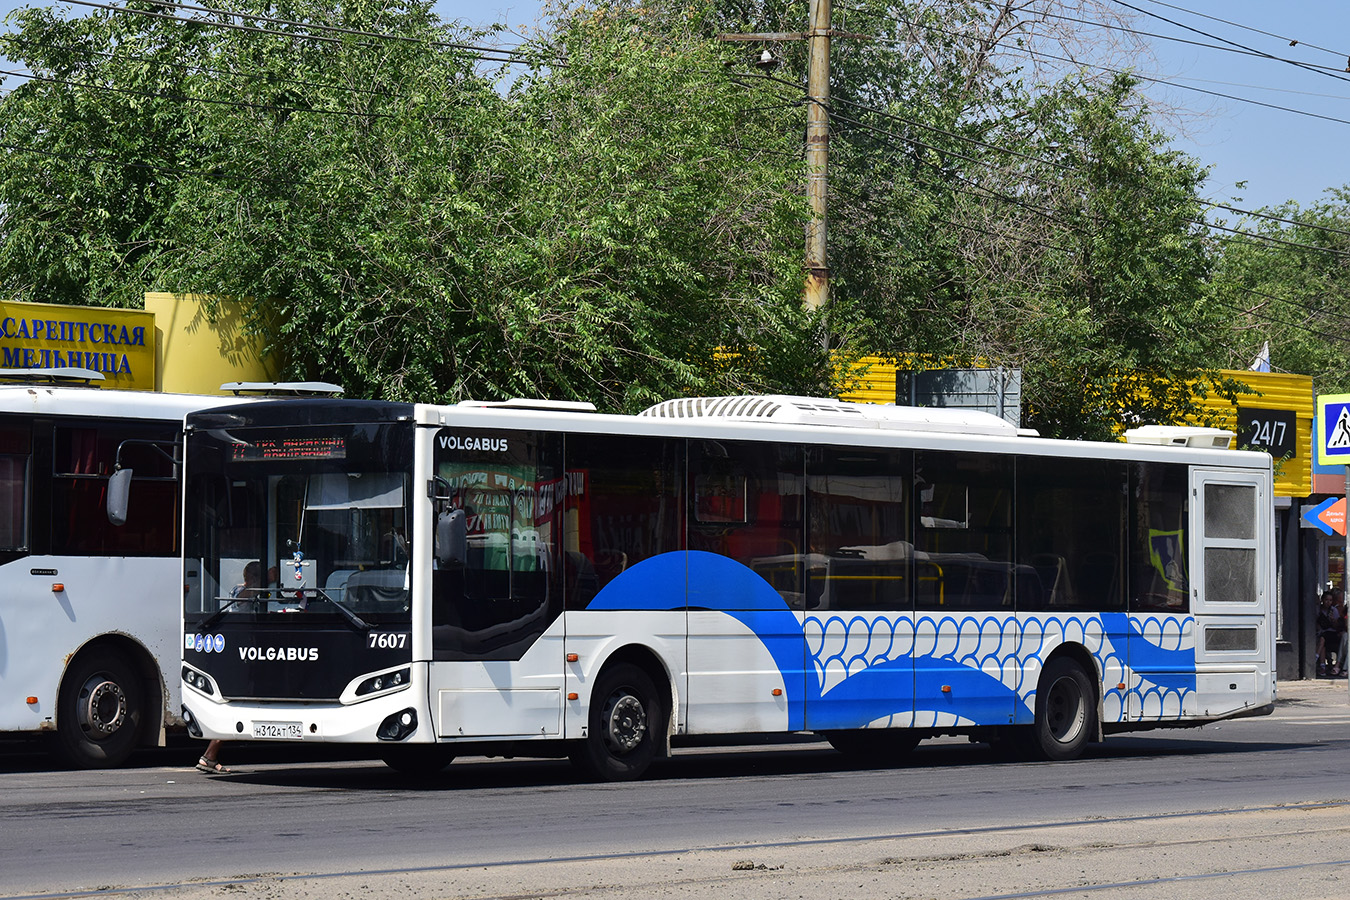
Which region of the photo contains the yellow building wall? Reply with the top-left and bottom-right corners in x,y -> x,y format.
1194,369 -> 1313,499
145,292 -> 276,394
838,356 -> 1313,499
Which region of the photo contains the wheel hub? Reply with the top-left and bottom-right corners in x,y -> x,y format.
78,676 -> 127,737
602,692 -> 647,754
1046,676 -> 1085,744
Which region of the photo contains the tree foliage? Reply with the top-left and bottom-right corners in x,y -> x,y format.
0,0 -> 815,407
0,0 -> 1288,435
1209,193 -> 1350,396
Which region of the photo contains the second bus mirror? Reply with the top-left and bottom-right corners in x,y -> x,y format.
435,508 -> 466,567
106,468 -> 132,526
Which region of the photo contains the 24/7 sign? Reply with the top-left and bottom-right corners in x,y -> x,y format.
1237,407 -> 1297,458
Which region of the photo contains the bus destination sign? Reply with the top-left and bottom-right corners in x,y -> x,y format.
232,437 -> 347,462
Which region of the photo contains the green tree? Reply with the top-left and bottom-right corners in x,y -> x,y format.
1209,193 -> 1350,395
0,0 -> 814,407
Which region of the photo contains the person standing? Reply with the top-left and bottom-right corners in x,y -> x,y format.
1333,595 -> 1348,678
1316,591 -> 1337,677
194,562 -> 261,774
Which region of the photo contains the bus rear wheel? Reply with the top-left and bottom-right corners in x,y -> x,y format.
1027,658 -> 1095,761
56,649 -> 143,769
571,663 -> 663,782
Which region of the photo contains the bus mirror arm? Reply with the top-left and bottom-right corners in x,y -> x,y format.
106,438 -> 180,527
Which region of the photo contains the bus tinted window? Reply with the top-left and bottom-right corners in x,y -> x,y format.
50,423 -> 178,556
690,440 -> 804,609
804,445 -> 912,611
0,424 -> 28,552
915,451 -> 1014,610
431,428 -> 564,661
563,434 -> 683,610
1129,462 -> 1190,612
1016,457 -> 1127,612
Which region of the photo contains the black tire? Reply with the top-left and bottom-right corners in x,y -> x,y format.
570,663 -> 664,782
56,649 -> 143,769
1027,657 -> 1096,761
825,730 -> 921,765
380,745 -> 455,777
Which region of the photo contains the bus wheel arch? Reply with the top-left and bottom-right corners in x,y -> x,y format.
1026,647 -> 1099,762
571,647 -> 672,782
55,638 -> 158,768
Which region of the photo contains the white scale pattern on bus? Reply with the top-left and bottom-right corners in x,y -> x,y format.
802,612 -> 1195,726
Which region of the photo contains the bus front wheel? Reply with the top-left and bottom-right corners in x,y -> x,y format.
380,746 -> 455,777
571,663 -> 663,782
1028,657 -> 1095,761
56,649 -> 143,769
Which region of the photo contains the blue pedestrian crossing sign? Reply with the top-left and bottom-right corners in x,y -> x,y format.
1317,394 -> 1350,466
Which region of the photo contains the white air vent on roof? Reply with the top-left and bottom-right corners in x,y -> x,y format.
0,367 -> 104,386
640,395 -> 1019,436
641,395 -> 876,429
1123,425 -> 1234,449
221,381 -> 344,396
458,398 -> 597,413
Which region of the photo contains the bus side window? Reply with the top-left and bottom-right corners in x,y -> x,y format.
0,425 -> 30,552
563,433 -> 683,611
1129,462 -> 1190,612
51,423 -> 178,557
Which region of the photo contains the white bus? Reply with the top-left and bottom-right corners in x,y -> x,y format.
0,370 -> 247,767
179,395 -> 1276,779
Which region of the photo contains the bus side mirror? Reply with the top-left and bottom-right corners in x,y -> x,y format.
107,468 -> 132,526
435,508 -> 466,567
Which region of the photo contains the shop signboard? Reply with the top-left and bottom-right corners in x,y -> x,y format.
0,300 -> 155,390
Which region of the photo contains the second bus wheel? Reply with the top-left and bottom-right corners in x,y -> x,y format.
825,729 -> 921,765
1027,657 -> 1096,761
55,649 -> 144,769
571,663 -> 664,782
380,745 -> 455,777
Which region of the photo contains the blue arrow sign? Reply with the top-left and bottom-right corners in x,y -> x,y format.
1304,496 -> 1340,536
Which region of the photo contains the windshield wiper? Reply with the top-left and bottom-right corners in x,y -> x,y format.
194,588 -> 371,632
307,587 -> 373,632
196,595 -> 255,633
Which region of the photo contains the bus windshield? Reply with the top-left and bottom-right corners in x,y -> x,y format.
184,421 -> 414,628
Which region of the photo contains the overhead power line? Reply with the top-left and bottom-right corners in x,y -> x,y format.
56,0 -> 536,64
1109,0 -> 1350,85
1136,0 -> 1349,62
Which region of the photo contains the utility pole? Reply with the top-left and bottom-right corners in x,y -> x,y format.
804,0 -> 830,315
720,0 -> 845,318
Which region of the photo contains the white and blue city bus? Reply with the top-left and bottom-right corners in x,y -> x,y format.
179,395 -> 1275,779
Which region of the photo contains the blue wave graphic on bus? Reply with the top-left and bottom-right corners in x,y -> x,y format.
587,550 -> 1195,729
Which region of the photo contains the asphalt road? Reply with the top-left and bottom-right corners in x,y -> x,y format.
1,679 -> 1347,900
